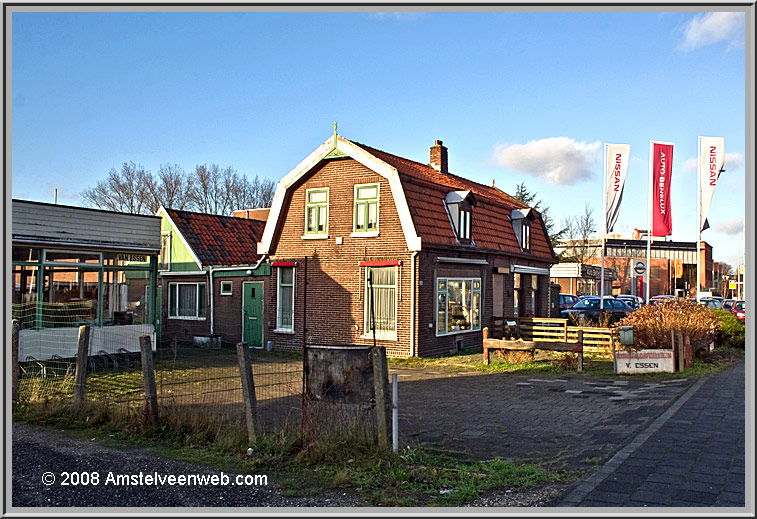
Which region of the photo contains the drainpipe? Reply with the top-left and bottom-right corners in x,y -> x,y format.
208,267 -> 214,335
410,251 -> 419,357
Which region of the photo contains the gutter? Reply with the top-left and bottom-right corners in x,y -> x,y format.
410,251 -> 419,357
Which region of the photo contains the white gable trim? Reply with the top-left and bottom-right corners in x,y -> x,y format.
258,135 -> 422,253
156,206 -> 203,270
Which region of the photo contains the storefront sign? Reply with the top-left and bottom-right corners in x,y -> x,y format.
615,349 -> 674,373
117,254 -> 147,262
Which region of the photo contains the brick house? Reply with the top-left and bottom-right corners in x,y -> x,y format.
257,135 -> 557,357
156,207 -> 270,348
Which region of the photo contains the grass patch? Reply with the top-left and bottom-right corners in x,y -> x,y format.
14,399 -> 560,507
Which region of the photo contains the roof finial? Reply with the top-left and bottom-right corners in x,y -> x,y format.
333,121 -> 338,147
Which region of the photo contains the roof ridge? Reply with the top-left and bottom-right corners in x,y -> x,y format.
351,141 -> 528,209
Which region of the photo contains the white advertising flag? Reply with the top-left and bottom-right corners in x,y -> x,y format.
698,136 -> 725,232
605,144 -> 631,234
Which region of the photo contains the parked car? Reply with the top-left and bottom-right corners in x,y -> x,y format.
648,295 -> 676,305
561,296 -> 633,325
731,300 -> 745,323
688,298 -> 723,309
616,294 -> 643,309
722,299 -> 736,311
559,293 -> 580,311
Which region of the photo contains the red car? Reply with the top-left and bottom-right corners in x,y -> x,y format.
730,300 -> 746,323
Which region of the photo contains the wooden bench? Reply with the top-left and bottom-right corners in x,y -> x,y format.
483,319 -> 585,372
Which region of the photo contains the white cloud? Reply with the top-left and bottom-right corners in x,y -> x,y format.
683,157 -> 697,172
724,152 -> 742,171
491,137 -> 602,185
679,12 -> 745,51
715,218 -> 743,235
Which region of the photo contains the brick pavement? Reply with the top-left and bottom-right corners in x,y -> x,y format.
558,357 -> 746,509
391,367 -> 696,473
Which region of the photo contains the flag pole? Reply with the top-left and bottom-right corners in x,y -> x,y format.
600,144 -> 607,308
646,141 -> 652,303
696,137 -> 702,302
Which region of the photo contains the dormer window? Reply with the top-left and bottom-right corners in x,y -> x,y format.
445,190 -> 476,244
512,208 -> 535,251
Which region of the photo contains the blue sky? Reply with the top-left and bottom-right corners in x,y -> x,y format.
10,9 -> 749,267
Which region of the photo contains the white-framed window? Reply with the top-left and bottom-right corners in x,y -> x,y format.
521,221 -> 531,251
364,266 -> 397,339
513,273 -> 521,317
530,275 -> 539,315
304,188 -> 329,236
458,208 -> 471,241
168,282 -> 207,319
276,267 -> 295,331
353,183 -> 379,234
159,231 -> 171,271
220,281 -> 233,295
436,277 -> 481,335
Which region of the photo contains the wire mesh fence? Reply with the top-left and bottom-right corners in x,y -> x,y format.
14,319 -> 303,436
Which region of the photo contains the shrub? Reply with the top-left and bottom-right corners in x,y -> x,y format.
712,309 -> 745,348
616,300 -> 718,350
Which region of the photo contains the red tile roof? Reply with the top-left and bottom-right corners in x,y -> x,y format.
165,208 -> 266,267
352,142 -> 555,260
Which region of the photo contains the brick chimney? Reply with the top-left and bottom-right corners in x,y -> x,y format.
430,140 -> 448,173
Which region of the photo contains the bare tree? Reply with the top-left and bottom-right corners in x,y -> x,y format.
560,203 -> 598,264
81,162 -> 153,214
226,172 -> 276,212
189,163 -> 231,215
149,163 -> 193,212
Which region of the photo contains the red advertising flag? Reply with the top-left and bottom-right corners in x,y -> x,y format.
651,142 -> 674,236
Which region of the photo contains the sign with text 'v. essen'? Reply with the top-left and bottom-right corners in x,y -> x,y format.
615,349 -> 674,373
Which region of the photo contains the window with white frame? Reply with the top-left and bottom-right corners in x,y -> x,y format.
305,188 -> 328,235
168,282 -> 206,319
365,266 -> 396,337
521,220 -> 530,251
458,208 -> 471,241
354,184 -> 379,233
220,281 -> 232,295
436,278 -> 481,335
277,267 -> 294,331
513,273 -> 521,317
159,232 -> 171,270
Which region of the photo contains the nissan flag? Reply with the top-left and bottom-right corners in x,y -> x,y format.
698,136 -> 725,232
604,144 -> 630,234
651,141 -> 674,237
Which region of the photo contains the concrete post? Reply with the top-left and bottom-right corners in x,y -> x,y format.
140,335 -> 159,423
72,325 -> 90,414
371,346 -> 389,448
236,342 -> 259,444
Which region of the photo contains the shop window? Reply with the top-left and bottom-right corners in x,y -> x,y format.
436,277 -> 481,335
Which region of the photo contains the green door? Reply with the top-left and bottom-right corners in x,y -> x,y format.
242,281 -> 264,348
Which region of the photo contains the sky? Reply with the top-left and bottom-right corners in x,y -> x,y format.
9,8 -> 750,268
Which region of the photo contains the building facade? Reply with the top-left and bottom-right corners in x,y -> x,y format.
257,135 -> 557,357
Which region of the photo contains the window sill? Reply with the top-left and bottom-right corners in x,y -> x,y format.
301,234 -> 329,240
359,333 -> 398,342
350,231 -> 379,238
273,328 -> 295,334
435,327 -> 481,337
168,316 -> 207,321
219,293 -> 232,296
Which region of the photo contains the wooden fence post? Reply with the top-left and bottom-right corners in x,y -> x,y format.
72,325 -> 90,414
576,330 -> 584,373
371,346 -> 389,448
676,332 -> 684,372
12,319 -> 20,402
140,335 -> 159,423
236,342 -> 259,444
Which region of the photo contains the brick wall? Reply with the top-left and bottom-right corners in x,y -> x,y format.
212,276 -> 270,347
267,158 -> 413,356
